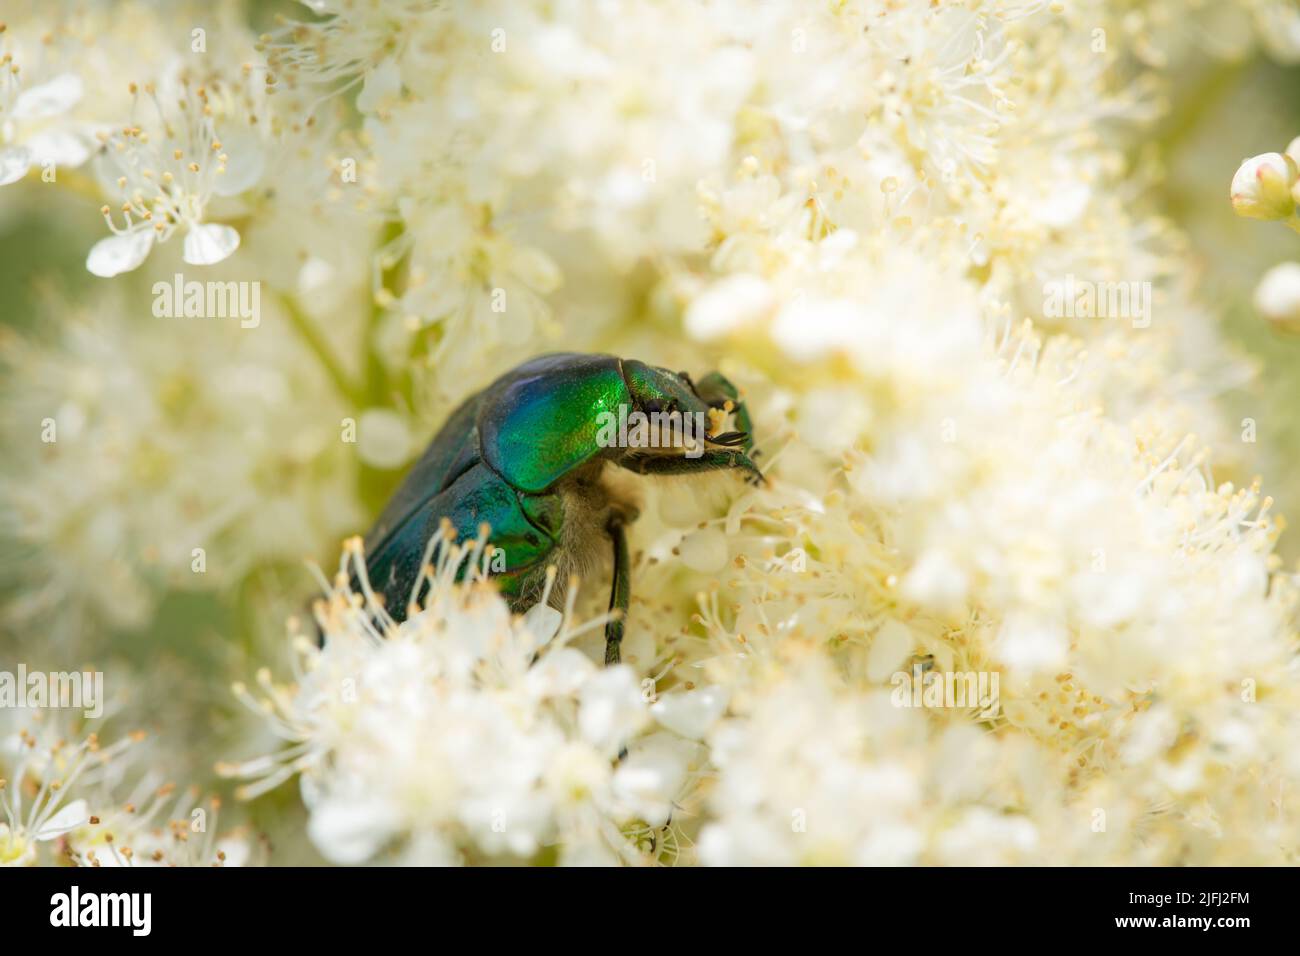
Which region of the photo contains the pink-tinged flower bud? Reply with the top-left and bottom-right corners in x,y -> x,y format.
1230,152 -> 1298,220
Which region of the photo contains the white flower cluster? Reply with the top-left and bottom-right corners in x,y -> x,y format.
221,536 -> 705,865
0,3 -> 140,187
1,289 -> 363,639
0,711 -> 258,867
1,7 -> 374,644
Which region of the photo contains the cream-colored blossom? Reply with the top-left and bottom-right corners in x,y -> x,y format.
0,288 -> 363,640
220,536 -> 704,865
86,66 -> 286,276
6,0 -> 1300,869
0,5 -> 146,186
0,719 -> 257,867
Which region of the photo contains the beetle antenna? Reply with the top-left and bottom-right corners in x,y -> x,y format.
708,430 -> 749,447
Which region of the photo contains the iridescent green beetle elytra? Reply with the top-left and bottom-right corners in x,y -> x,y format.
361,352 -> 763,664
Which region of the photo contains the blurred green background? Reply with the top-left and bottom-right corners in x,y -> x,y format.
1157,56 -> 1300,558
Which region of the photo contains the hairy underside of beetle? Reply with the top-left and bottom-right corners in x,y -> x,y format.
524,460 -> 641,612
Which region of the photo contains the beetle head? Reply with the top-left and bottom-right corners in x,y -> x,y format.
621,360 -> 762,480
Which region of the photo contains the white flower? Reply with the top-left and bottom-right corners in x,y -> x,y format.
0,733 -> 106,866
649,687 -> 730,741
1254,1 -> 1300,63
0,796 -> 89,867
64,787 -> 258,868
85,72 -> 276,276
0,724 -> 252,868
699,659 -> 934,866
0,1 -> 192,189
391,197 -> 563,374
578,668 -> 650,755
684,274 -> 775,340
0,71 -> 91,185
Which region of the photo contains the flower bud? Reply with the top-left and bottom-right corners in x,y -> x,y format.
1230,152 -> 1298,221
1254,262 -> 1300,332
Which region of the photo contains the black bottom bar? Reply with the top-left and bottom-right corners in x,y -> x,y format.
0,865 -> 1278,941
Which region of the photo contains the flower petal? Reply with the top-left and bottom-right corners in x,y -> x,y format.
524,647 -> 596,699
357,58 -> 401,113
578,667 -> 648,752
307,796 -> 401,865
650,686 -> 729,740
86,231 -> 154,277
612,735 -> 692,826
13,73 -> 84,120
0,146 -> 32,186
35,799 -> 88,840
211,127 -> 266,196
182,223 -> 240,266
1255,262 -> 1300,329
24,128 -> 91,169
356,408 -> 411,468
522,602 -> 562,646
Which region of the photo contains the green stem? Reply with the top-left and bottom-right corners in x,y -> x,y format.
281,292 -> 366,407
353,222 -> 412,514
366,220 -> 408,405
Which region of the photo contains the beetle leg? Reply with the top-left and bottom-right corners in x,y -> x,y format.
605,516 -> 631,666
621,449 -> 765,486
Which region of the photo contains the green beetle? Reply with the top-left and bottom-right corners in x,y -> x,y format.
362,352 -> 762,664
